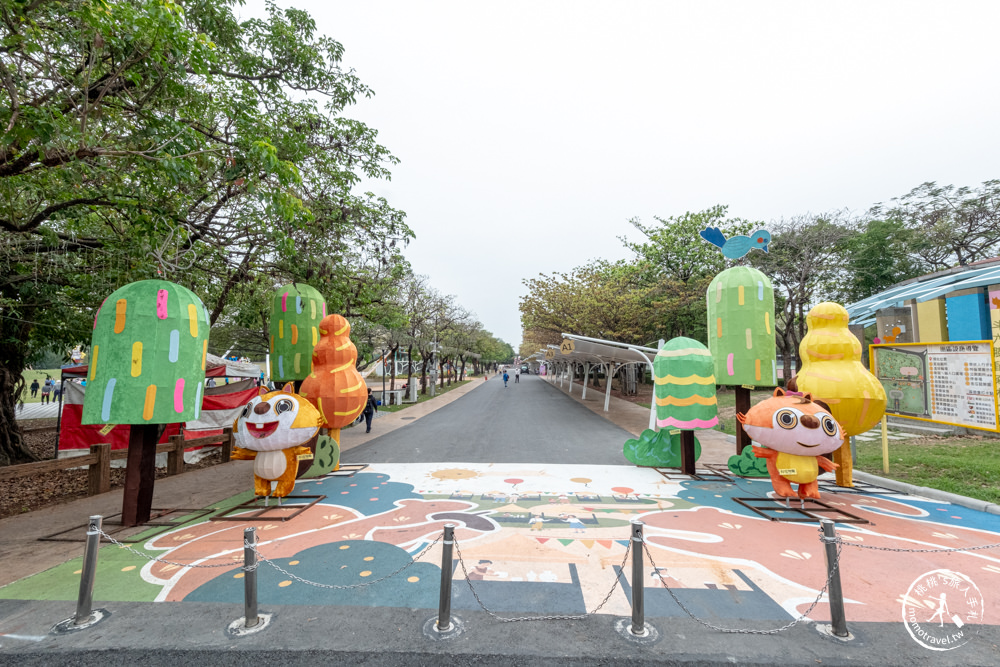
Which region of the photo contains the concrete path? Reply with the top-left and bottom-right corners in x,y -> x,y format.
344,375 -> 635,465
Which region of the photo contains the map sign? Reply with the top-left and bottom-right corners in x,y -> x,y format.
871,341 -> 999,432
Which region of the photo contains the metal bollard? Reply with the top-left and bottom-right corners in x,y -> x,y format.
630,520 -> 647,636
244,527 -> 259,628
820,519 -> 849,637
74,515 -> 103,626
436,524 -> 456,632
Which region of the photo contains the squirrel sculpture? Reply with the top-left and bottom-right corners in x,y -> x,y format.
231,383 -> 321,498
737,388 -> 844,499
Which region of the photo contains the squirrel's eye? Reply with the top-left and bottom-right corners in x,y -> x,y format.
275,399 -> 294,414
241,403 -> 252,419
776,409 -> 798,429
821,416 -> 838,436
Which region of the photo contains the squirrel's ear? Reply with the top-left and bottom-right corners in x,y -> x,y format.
281,382 -> 295,394
802,392 -> 814,403
258,386 -> 269,396
774,388 -> 785,397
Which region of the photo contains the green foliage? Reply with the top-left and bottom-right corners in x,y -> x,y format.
835,219 -> 927,303
727,446 -> 769,477
622,206 -> 756,283
873,180 -> 1000,270
0,0 -> 409,463
520,259 -> 658,350
623,429 -> 701,467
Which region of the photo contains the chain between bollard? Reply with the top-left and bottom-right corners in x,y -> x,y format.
96,528 -> 258,570
452,534 -> 632,623
247,536 -> 442,589
832,538 -> 1000,553
642,533 -> 844,635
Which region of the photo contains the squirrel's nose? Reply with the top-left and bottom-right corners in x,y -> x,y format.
799,415 -> 819,429
253,402 -> 270,415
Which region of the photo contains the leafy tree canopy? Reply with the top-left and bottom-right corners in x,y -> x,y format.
0,0 -> 411,464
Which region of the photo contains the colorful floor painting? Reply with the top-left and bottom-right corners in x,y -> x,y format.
3,463 -> 999,627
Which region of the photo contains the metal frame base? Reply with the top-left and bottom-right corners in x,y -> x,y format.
732,497 -> 869,524
320,463 -> 368,478
38,508 -> 214,543
210,494 -> 326,522
817,479 -> 904,496
653,467 -> 733,482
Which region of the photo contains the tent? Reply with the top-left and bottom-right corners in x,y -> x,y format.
57,378 -> 259,463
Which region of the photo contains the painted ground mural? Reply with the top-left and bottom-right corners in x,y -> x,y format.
3,463 -> 999,626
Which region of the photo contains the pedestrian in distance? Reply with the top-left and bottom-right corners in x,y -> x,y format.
40,377 -> 52,404
514,368 -> 520,383
503,371 -> 509,387
29,379 -> 39,398
363,387 -> 379,433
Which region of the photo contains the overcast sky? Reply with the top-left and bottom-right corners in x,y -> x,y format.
242,1 -> 1000,349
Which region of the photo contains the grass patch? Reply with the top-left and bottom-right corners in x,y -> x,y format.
378,379 -> 472,413
855,437 -> 1000,504
19,368 -> 60,403
713,388 -> 774,434
637,402 -> 650,409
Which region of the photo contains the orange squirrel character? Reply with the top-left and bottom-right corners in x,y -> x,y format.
736,388 -> 843,499
231,384 -> 321,498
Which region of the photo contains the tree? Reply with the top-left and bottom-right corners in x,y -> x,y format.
749,213 -> 854,381
621,206 -> 755,284
520,259 -> 657,349
0,1 -> 405,464
835,218 -> 927,304
874,181 -> 1000,270
620,205 -> 760,343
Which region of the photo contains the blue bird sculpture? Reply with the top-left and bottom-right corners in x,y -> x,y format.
699,227 -> 771,259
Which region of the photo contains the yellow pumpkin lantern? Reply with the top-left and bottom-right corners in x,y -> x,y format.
794,302 -> 887,487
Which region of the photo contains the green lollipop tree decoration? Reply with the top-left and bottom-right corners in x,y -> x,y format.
653,337 -> 718,473
706,266 -> 776,456
269,283 -> 326,384
83,279 -> 210,526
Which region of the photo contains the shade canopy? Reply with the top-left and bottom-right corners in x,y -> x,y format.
846,259 -> 1000,324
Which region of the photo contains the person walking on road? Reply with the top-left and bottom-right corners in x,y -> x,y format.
514,368 -> 520,383
503,371 -> 509,388
363,387 -> 379,433
29,379 -> 39,398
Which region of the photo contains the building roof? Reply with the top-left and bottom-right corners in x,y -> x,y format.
846,257 -> 1000,324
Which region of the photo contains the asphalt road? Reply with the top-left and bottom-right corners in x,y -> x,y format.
342,374 -> 635,465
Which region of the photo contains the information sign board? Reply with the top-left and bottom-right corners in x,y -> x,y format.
870,341 -> 999,432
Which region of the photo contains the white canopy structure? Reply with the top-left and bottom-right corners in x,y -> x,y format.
540,333 -> 662,430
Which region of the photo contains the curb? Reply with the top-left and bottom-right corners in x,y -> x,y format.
715,431 -> 1000,516
852,470 -> 1000,515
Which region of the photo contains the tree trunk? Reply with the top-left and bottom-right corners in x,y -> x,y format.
388,344 -> 399,391
0,325 -> 38,466
419,347 -> 428,394
405,344 -> 414,391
